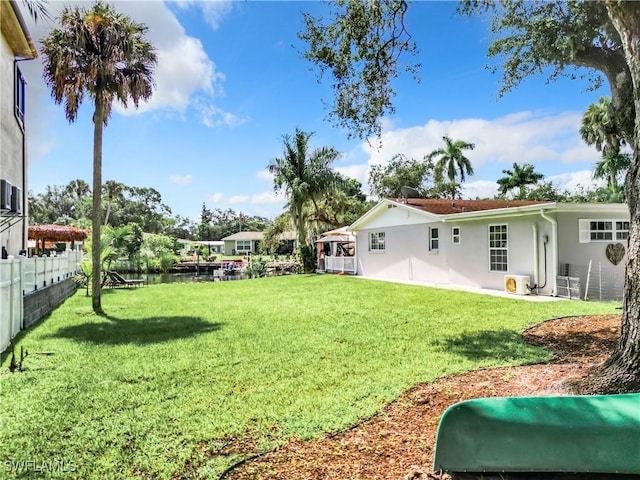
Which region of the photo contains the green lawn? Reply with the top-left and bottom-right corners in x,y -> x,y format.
0,275 -> 616,479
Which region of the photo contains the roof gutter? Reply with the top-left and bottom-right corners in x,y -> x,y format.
439,203 -> 557,222
539,209 -> 558,296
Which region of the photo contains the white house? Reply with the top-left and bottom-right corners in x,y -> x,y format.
349,198 -> 629,300
0,1 -> 37,257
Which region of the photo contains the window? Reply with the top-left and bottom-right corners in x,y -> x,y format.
616,221 -> 630,241
579,219 -> 629,243
15,66 -> 26,126
489,224 -> 508,272
235,240 -> 251,252
452,226 -> 461,245
369,232 -> 385,251
429,227 -> 439,251
590,221 -> 613,241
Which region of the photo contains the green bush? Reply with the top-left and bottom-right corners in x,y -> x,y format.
244,256 -> 268,278
299,244 -> 316,273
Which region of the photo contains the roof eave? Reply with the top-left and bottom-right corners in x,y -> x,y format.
349,198 -> 442,231
440,202 -> 558,222
1,1 -> 38,59
553,202 -> 629,214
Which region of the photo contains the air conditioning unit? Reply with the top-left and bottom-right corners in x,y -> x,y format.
11,186 -> 22,214
0,180 -> 11,210
504,275 -> 530,295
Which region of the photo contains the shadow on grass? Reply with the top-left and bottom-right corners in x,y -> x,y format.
47,313 -> 224,345
441,329 -> 543,363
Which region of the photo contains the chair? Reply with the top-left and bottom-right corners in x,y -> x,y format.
104,271 -> 145,288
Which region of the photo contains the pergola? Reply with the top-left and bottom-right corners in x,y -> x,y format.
28,225 -> 89,253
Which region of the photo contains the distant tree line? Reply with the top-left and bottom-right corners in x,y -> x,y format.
28,179 -> 194,237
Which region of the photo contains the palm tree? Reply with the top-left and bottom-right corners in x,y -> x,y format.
425,136 -> 475,198
580,97 -> 624,156
20,0 -> 51,23
593,151 -> 632,192
496,162 -> 544,198
102,180 -> 126,226
581,97 -> 631,194
64,179 -> 91,219
41,2 -> 156,311
267,129 -> 343,263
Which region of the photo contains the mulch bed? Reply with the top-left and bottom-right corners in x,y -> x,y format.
220,314 -> 622,480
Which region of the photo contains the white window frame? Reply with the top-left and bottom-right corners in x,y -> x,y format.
235,240 -> 252,252
369,232 -> 385,252
429,227 -> 439,252
452,226 -> 461,245
488,224 -> 508,272
578,219 -> 629,243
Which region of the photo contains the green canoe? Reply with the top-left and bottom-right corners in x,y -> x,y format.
433,393 -> 640,474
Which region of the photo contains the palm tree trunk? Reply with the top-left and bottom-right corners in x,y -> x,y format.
91,97 -> 104,312
104,199 -> 111,226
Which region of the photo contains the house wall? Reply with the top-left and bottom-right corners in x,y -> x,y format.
0,32 -> 27,256
355,212 -> 557,295
223,239 -> 259,255
556,210 -> 628,300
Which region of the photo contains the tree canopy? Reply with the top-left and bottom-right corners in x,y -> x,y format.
299,0 -> 419,140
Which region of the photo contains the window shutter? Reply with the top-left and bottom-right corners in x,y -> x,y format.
578,219 -> 590,243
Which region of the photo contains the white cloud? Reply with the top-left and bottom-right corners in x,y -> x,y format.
198,103 -> 248,128
462,180 -> 499,199
548,170 -> 604,191
362,111 -> 601,171
336,164 -> 369,185
227,194 -> 249,204
176,1 -> 234,31
169,174 -> 193,186
251,191 -> 286,205
204,193 -> 225,203
204,193 -> 249,204
22,1 -> 238,138
256,170 -> 273,182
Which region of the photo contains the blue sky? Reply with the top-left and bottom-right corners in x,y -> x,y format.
22,1 -> 607,222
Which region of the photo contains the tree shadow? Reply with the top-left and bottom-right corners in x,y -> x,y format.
46,313 -> 224,345
440,329 -> 542,363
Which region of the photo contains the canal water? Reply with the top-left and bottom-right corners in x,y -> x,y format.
122,272 -> 248,285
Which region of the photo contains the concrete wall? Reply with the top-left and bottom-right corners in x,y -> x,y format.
23,278 -> 78,329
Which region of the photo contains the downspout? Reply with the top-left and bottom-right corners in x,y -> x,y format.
539,209 -> 558,296
532,223 -> 539,293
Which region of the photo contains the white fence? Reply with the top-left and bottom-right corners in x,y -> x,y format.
0,251 -> 83,352
325,255 -> 357,274
559,261 -> 624,302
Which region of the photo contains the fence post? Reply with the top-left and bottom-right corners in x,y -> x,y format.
599,262 -> 603,302
19,257 -> 25,329
584,260 -> 592,301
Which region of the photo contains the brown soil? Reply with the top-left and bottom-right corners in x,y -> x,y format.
222,314 -> 622,480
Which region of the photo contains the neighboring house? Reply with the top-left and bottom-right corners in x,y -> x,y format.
349,198 -> 629,300
0,1 -> 37,257
221,231 -> 296,256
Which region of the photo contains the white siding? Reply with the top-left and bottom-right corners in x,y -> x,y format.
356,212 -> 556,295
0,32 -> 28,256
